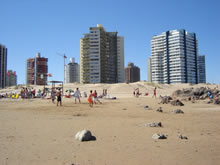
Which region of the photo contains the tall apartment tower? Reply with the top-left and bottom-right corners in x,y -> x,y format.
117,36 -> 125,83
6,70 -> 17,87
26,53 -> 48,85
150,29 -> 198,84
147,57 -> 152,82
80,24 -> 124,84
125,62 -> 140,83
65,58 -> 80,83
0,44 -> 7,89
197,55 -> 206,83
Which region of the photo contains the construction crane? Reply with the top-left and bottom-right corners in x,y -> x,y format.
57,53 -> 67,83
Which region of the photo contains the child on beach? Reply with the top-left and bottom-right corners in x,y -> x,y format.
88,90 -> 93,107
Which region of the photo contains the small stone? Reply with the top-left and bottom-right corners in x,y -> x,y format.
179,134 -> 188,140
144,105 -> 152,110
172,109 -> 184,114
152,133 -> 167,140
145,122 -> 162,127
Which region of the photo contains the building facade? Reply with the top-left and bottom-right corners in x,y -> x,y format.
80,24 -> 124,83
26,53 -> 48,85
125,63 -> 140,83
65,58 -> 80,83
149,29 -> 198,84
197,55 -> 206,83
6,70 -> 17,87
147,57 -> 152,82
117,36 -> 125,83
0,44 -> 7,89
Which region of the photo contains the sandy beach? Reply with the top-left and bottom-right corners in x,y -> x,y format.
1,82 -> 220,165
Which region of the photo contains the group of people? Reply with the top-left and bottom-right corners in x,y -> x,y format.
53,88 -> 102,107
133,87 -> 157,98
88,90 -> 102,107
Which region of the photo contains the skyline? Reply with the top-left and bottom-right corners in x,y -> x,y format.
0,0 -> 220,84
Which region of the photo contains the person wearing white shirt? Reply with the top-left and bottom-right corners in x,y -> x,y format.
74,88 -> 81,104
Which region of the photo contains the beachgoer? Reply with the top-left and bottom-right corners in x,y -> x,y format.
74,88 -> 81,104
133,90 -> 136,96
56,89 -> 62,106
88,90 -> 93,107
51,89 -> 56,103
93,90 -> 102,104
153,87 -> 157,98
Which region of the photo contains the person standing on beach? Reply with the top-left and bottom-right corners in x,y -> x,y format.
93,90 -> 102,104
152,87 -> 157,98
88,90 -> 93,107
74,88 -> 81,104
56,89 -> 62,106
51,89 -> 56,103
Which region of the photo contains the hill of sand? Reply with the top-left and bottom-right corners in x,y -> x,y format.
0,82 -> 220,165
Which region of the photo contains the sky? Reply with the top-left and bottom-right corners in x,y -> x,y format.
0,0 -> 220,84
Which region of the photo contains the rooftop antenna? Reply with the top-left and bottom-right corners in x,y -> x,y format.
57,53 -> 67,83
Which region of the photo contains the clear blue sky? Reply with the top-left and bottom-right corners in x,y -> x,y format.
0,0 -> 219,84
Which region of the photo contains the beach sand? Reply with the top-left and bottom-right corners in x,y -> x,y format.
0,82 -> 220,165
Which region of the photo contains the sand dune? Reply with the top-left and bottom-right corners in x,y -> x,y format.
0,82 -> 220,165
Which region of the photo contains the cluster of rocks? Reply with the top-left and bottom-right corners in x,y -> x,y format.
172,87 -> 220,105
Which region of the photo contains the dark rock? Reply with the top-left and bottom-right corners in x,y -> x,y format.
170,99 -> 184,106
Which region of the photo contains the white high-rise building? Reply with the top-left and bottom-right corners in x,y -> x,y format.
65,58 -> 80,83
149,29 -> 198,84
80,24 -> 124,84
197,55 -> 206,83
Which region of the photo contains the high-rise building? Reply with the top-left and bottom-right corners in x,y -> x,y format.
149,29 -> 198,84
26,53 -> 48,85
198,55 -> 206,83
0,44 -> 7,89
117,36 -> 125,83
80,24 -> 124,84
26,58 -> 35,85
125,63 -> 140,83
147,57 -> 152,82
6,70 -> 17,87
65,58 -> 80,83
